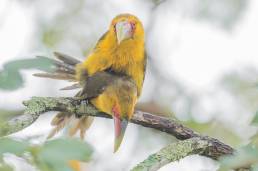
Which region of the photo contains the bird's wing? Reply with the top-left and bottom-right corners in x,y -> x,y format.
77,71 -> 119,99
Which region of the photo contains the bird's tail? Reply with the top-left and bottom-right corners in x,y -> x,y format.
34,52 -> 93,139
47,112 -> 94,139
34,52 -> 81,90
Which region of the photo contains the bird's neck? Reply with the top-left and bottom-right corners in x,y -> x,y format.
98,32 -> 144,61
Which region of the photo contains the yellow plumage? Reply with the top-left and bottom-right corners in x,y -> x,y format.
77,14 -> 146,96
74,14 -> 146,151
91,75 -> 137,120
35,13 -> 146,153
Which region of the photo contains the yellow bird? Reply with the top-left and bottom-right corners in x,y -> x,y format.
76,13 -> 146,97
35,13 -> 146,152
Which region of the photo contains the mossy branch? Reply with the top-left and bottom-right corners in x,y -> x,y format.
131,137 -> 211,171
0,96 -> 236,170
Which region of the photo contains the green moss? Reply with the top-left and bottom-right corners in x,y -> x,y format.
0,97 -> 67,137
131,138 -> 210,171
24,97 -> 50,115
24,97 -> 75,115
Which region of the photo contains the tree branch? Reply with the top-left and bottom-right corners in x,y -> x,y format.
0,96 -> 235,169
131,137 -> 211,171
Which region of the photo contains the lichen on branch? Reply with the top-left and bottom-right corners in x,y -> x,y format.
131,137 -> 211,171
0,96 -> 236,171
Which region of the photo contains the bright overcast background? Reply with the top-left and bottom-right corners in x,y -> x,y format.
0,0 -> 258,170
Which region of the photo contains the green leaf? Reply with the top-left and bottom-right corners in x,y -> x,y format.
184,120 -> 241,146
252,111 -> 258,125
0,138 -> 29,159
0,138 -> 93,171
37,138 -> 93,171
0,57 -> 53,90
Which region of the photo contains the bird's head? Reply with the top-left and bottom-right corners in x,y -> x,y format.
110,13 -> 144,44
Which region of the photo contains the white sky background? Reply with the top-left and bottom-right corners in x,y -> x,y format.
0,0 -> 258,170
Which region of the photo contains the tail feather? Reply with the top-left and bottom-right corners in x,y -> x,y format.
68,116 -> 94,139
51,112 -> 69,126
68,116 -> 81,137
37,52 -> 93,140
79,116 -> 94,139
36,56 -> 76,74
34,53 -> 81,81
48,113 -> 94,140
47,112 -> 71,139
60,83 -> 81,90
54,52 -> 81,66
33,73 -> 76,81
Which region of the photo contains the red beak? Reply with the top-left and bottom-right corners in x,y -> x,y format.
114,116 -> 128,152
112,105 -> 128,152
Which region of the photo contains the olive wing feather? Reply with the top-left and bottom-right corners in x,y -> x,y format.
78,72 -> 122,99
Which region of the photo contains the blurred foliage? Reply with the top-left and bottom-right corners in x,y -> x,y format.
221,67 -> 258,110
151,0 -> 166,6
252,111 -> 258,125
0,163 -> 13,171
33,138 -> 92,171
0,138 -> 93,171
0,138 -> 29,159
250,111 -> 258,147
185,120 -> 242,147
42,28 -> 63,48
251,133 -> 258,148
150,0 -> 248,30
0,109 -> 23,120
219,145 -> 258,170
0,57 -> 53,90
219,112 -> 258,170
195,0 -> 248,29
